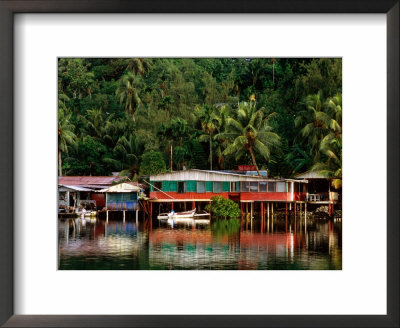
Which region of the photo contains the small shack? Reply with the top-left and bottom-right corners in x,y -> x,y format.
100,182 -> 142,221
58,184 -> 93,213
295,171 -> 340,202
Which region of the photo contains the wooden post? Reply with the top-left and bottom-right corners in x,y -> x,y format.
260,202 -> 264,219
250,202 -> 253,219
192,201 -> 196,210
294,202 -> 297,216
106,210 -> 109,223
123,210 -> 126,223
240,202 -> 243,217
150,202 -> 153,218
332,203 -> 334,216
285,203 -> 288,215
136,209 -> 138,225
184,202 -> 187,211
271,202 -> 274,216
171,202 -> 174,211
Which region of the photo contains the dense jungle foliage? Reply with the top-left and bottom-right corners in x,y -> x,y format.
58,58 -> 342,184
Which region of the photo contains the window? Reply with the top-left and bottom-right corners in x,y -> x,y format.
268,182 -> 275,192
197,181 -> 206,193
230,181 -> 240,192
250,182 -> 258,192
259,181 -> 267,192
153,181 -> 162,191
177,181 -> 186,193
276,182 -> 286,192
213,181 -> 222,193
241,181 -> 249,192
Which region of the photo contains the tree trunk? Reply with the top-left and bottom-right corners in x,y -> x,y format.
58,149 -> 62,176
209,132 -> 213,170
249,146 -> 261,176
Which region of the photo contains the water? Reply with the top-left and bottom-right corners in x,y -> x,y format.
58,215 -> 342,270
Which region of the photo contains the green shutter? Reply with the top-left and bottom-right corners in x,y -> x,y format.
206,181 -> 213,192
222,182 -> 230,192
149,182 -> 153,191
186,181 -> 196,192
170,181 -> 177,192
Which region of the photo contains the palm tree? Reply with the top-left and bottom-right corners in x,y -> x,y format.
116,72 -> 143,117
126,58 -> 152,76
196,105 -> 219,170
295,90 -> 340,158
312,93 -> 342,188
218,99 -> 280,176
58,108 -> 77,176
103,135 -> 143,177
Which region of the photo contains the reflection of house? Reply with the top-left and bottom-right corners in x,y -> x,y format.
58,176 -> 126,208
295,171 -> 340,202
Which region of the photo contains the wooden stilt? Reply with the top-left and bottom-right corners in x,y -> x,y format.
261,202 -> 264,219
271,202 -> 274,216
240,202 -> 243,217
192,201 -> 196,210
150,202 -> 153,217
171,202 -> 174,211
285,203 -> 288,215
106,210 -> 109,223
294,202 -> 297,216
123,210 -> 126,223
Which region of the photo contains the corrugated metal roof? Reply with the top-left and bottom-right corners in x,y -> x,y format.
150,169 -> 307,183
58,176 -> 125,186
58,184 -> 93,192
100,183 -> 141,193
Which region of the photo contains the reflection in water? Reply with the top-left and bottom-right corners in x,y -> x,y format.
58,215 -> 342,270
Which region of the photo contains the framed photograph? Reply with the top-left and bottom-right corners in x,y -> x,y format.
1,1 -> 398,327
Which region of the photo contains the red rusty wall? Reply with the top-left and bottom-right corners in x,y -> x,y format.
91,193 -> 105,208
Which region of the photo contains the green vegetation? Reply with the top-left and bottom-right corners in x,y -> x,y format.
58,58 -> 342,182
206,196 -> 241,218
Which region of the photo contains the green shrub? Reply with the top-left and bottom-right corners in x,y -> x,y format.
206,195 -> 240,218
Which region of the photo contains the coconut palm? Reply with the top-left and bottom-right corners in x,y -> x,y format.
295,90 -> 341,158
58,108 -> 77,176
312,93 -> 342,188
116,71 -> 143,117
103,135 -> 143,177
126,58 -> 152,76
196,105 -> 219,170
218,99 -> 280,176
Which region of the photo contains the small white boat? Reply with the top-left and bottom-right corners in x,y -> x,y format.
157,208 -> 196,220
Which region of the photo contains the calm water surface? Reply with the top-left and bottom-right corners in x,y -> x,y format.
58,215 -> 342,270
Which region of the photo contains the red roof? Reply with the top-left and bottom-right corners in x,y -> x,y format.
238,165 -> 256,171
58,176 -> 125,186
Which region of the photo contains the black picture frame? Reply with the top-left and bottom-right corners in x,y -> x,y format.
0,1 -> 398,327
